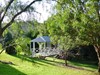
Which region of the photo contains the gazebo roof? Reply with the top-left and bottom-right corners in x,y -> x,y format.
31,36 -> 50,42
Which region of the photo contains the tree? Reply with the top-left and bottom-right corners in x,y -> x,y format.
4,31 -> 17,55
46,13 -> 78,66
0,0 -> 42,54
2,20 -> 39,55
36,22 -> 49,36
0,0 -> 42,40
46,0 -> 100,71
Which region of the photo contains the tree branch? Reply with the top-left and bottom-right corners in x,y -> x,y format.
2,0 -> 41,31
94,1 -> 100,22
0,0 -> 14,25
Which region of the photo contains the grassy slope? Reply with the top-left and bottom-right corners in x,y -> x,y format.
0,52 -> 98,75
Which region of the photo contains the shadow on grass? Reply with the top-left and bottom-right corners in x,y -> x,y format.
12,54 -> 98,72
69,60 -> 98,70
12,54 -> 66,67
0,63 -> 26,75
13,54 -> 56,66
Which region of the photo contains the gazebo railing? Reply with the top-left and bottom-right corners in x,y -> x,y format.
32,47 -> 61,57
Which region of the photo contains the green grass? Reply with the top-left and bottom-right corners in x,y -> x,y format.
0,52 -> 98,75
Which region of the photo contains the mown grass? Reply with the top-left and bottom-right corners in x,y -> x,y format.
0,52 -> 98,75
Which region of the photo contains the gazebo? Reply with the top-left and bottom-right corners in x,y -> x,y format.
30,36 -> 51,56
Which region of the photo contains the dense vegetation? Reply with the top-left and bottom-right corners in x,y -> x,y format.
45,0 -> 100,72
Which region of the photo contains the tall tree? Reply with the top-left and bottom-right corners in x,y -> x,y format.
2,20 -> 39,54
46,13 -> 78,66
46,0 -> 100,71
0,0 -> 41,40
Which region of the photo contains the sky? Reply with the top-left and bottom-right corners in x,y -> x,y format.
0,0 -> 56,23
31,0 -> 56,23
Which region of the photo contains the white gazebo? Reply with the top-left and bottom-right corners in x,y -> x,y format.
30,36 -> 51,56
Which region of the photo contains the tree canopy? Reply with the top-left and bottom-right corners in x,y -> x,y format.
45,0 -> 100,71
0,0 -> 42,39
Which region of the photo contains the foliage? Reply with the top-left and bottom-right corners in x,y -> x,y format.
2,20 -> 39,55
45,0 -> 100,50
3,31 -> 17,55
0,0 -> 41,41
24,20 -> 39,39
45,0 -> 100,70
15,37 -> 30,55
36,22 -> 49,36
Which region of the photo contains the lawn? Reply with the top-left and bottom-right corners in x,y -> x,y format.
0,52 -> 98,75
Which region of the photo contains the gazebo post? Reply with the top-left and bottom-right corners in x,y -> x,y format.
47,42 -> 51,48
32,42 -> 35,57
33,42 -> 35,51
38,42 -> 41,50
44,42 -> 46,49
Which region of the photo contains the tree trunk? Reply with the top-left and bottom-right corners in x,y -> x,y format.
0,28 -> 3,43
64,51 -> 68,66
0,28 -> 3,38
0,28 -> 5,54
94,45 -> 100,72
65,58 -> 67,66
